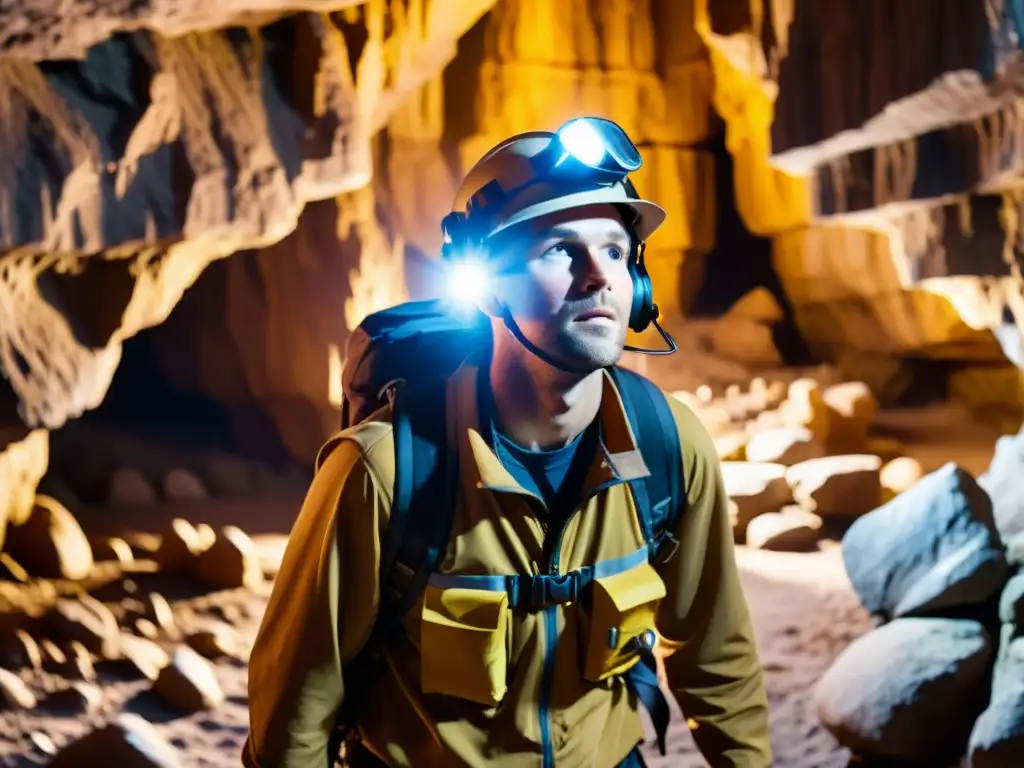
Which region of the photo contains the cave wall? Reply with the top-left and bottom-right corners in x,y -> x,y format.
137,0 -> 727,464
0,0 -> 501,533
134,0 -> 1024,464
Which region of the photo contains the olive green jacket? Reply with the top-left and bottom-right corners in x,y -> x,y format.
243,361 -> 771,767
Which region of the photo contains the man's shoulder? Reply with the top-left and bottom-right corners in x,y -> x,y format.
315,410 -> 397,489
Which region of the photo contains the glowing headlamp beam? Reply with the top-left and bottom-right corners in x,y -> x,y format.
557,120 -> 606,166
445,259 -> 492,307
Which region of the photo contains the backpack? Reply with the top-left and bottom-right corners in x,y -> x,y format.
329,300 -> 685,766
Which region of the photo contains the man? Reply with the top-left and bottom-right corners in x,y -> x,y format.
244,118 -> 771,768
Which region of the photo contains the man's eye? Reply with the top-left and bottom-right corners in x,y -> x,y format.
544,243 -> 569,257
608,246 -> 625,261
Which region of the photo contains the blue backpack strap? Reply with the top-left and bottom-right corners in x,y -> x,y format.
608,367 -> 685,757
609,367 -> 684,564
329,378 -> 454,767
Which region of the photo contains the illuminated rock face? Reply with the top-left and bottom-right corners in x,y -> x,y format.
0,0 -> 496,519
1,0 -> 1023,477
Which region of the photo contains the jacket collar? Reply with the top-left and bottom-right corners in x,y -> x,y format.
448,358 -> 650,497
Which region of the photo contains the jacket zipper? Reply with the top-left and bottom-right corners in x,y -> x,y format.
537,478 -> 623,768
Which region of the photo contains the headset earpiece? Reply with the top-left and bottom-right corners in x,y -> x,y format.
628,240 -> 659,333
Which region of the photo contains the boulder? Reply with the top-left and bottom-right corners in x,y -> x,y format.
978,425 -> 1024,540
153,645 -> 225,712
3,495 -> 94,580
815,618 -> 992,764
162,469 -> 209,502
154,518 -> 210,572
779,378 -> 829,444
724,287 -> 784,324
193,526 -> 263,590
1008,530 -> 1024,567
842,463 -> 1007,619
0,667 -> 37,709
745,507 -> 823,551
713,431 -> 747,461
822,381 -> 877,452
968,575 -> 1024,768
879,456 -> 924,503
47,597 -> 120,659
744,427 -> 825,466
786,455 -> 882,517
720,462 -> 792,535
49,712 -> 183,768
107,466 -> 158,506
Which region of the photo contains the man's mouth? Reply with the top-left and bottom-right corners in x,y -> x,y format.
575,308 -> 616,322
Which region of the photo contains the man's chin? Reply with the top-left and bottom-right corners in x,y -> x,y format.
555,339 -> 624,371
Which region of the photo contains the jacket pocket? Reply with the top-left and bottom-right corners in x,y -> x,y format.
578,561 -> 666,683
420,584 -> 510,706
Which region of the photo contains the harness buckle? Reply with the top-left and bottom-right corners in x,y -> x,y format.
528,572 -> 578,608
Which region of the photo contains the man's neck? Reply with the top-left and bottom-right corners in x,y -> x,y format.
488,340 -> 604,451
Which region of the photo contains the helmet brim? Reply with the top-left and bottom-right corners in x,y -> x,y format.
486,187 -> 667,243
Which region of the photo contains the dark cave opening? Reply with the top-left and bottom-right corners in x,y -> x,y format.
687,129 -> 816,368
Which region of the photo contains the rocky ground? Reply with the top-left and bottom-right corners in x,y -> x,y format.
0,392 -> 1010,767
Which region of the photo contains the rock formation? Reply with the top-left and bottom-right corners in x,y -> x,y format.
2,0 -> 1024,592
0,0 -> 498,521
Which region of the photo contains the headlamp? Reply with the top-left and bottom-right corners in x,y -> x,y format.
545,117 -> 642,185
443,254 -> 491,310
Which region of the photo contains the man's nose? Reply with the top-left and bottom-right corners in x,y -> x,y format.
576,248 -> 612,293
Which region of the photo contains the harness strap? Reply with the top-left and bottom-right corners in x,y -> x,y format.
426,547 -> 648,609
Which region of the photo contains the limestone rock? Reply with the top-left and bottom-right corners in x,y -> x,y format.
745,507 -> 823,551
779,379 -> 829,445
979,426 -> 1024,540
108,467 -> 158,507
968,633 -> 1024,767
146,593 -> 177,637
28,731 -> 56,756
162,469 -> 208,502
822,381 -> 877,452
713,431 -> 747,461
201,454 -> 251,496
0,667 -> 37,710
1001,573 -> 1024,628
725,287 -> 784,324
4,494 -> 94,580
786,455 -> 882,517
0,3 -> 493,446
66,641 -> 96,682
47,597 -> 120,659
880,456 -> 924,502
154,518 -> 208,572
49,712 -> 183,768
1008,531 -> 1024,568
90,536 -> 135,565
745,427 -> 825,466
0,430 -> 49,551
0,630 -> 43,672
193,526 -> 264,590
43,681 -> 102,714
117,633 -> 171,681
720,462 -> 792,535
153,645 -> 225,712
815,618 -> 992,764
842,463 -> 1007,619
186,623 -> 239,659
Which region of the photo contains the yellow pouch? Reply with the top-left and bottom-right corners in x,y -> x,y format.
580,561 -> 666,683
420,584 -> 510,707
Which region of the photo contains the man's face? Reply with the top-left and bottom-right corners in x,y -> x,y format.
488,204 -> 635,371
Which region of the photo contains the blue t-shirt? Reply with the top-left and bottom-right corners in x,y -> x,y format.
492,419 -> 599,521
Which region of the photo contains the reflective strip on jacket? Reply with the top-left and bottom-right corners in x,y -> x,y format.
242,360 -> 772,768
